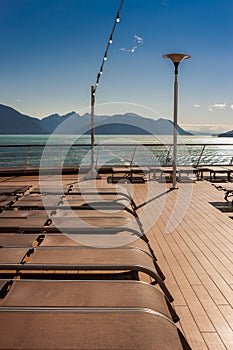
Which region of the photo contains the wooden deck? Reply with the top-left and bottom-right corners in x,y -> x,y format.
132,179 -> 233,350
0,173 -> 233,349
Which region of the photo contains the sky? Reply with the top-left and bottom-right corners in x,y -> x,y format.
0,0 -> 232,132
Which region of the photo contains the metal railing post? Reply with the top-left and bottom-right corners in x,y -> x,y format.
95,144 -> 100,168
165,146 -> 172,166
24,145 -> 30,172
130,145 -> 137,167
196,145 -> 206,167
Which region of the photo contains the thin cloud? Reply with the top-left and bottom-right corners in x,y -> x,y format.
134,34 -> 143,45
209,103 -> 227,110
230,104 -> 233,110
127,46 -> 137,53
119,34 -> 143,54
194,104 -> 200,108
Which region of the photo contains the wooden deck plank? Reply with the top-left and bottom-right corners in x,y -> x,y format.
175,306 -> 209,350
173,227 -> 228,305
148,227 -> 215,332
218,305 -> 233,330
193,285 -> 233,350
202,333 -> 228,350
132,179 -> 233,348
177,225 -> 233,307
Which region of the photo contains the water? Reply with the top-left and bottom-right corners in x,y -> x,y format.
0,134 -> 232,145
0,135 -> 232,168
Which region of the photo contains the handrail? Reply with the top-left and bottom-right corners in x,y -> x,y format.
0,143 -> 232,170
0,143 -> 232,148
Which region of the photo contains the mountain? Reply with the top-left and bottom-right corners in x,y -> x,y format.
0,104 -> 192,135
41,112 -> 192,135
40,112 -> 77,133
0,104 -> 46,134
92,114 -> 192,135
218,130 -> 233,137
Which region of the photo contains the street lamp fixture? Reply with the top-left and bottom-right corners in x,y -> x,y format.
163,53 -> 191,189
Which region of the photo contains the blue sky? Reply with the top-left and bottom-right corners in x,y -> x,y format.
0,0 -> 232,132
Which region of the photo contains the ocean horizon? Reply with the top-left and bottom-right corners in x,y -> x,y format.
0,134 -> 233,145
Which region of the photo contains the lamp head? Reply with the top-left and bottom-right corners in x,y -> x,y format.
163,53 -> 191,63
163,53 -> 191,74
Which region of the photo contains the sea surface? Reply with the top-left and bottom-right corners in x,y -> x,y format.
0,134 -> 232,145
0,135 -> 232,167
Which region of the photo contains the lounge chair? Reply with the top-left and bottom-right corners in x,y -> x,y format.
149,166 -> 178,182
0,196 -> 17,210
38,233 -> 165,281
11,194 -> 62,209
0,308 -> 191,349
30,185 -> 71,194
0,247 -> 29,264
59,193 -> 134,213
0,279 -> 177,321
44,207 -> 143,235
70,184 -> 132,199
0,210 -> 51,232
205,166 -> 232,182
0,186 -> 29,195
0,234 -> 42,247
110,166 -> 149,183
0,246 -> 173,301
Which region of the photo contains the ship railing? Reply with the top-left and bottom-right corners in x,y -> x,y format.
0,143 -> 232,171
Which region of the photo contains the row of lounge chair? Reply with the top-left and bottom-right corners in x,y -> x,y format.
0,183 -> 191,349
110,165 -> 233,183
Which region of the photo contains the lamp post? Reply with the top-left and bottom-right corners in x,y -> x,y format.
84,85 -> 101,179
162,53 -> 191,189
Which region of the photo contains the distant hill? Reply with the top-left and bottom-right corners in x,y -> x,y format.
40,112 -> 77,133
0,104 -> 192,135
218,130 -> 233,137
41,112 -> 192,135
0,104 -> 46,134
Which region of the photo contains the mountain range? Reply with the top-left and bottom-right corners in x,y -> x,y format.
0,104 -> 194,136
218,130 -> 233,137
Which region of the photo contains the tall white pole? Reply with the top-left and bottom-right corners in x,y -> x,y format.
90,85 -> 95,171
162,53 -> 191,189
84,85 -> 101,179
173,65 -> 178,189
